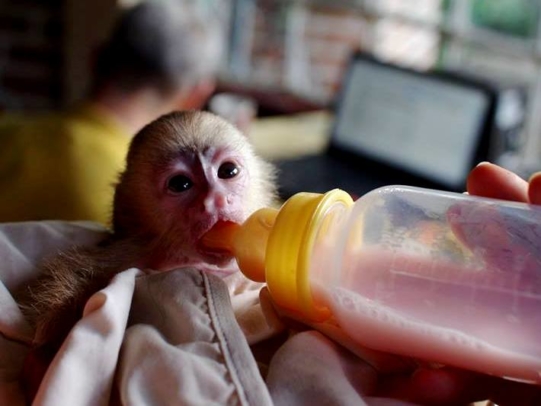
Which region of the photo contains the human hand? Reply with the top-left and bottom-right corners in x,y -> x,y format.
467,161 -> 541,204
447,162 -> 541,273
368,163 -> 541,405
456,162 -> 541,405
374,163 -> 541,405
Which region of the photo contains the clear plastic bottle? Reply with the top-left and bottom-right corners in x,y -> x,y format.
203,185 -> 541,384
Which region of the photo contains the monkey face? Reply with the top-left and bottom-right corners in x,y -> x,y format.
113,111 -> 276,275
155,146 -> 252,266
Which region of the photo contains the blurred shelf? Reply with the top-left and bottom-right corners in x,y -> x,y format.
215,79 -> 328,116
250,110 -> 332,160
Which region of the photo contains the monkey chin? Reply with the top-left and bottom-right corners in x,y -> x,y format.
201,250 -> 234,266
196,255 -> 239,278
196,244 -> 238,271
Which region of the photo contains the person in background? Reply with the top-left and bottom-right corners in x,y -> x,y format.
0,0 -> 223,226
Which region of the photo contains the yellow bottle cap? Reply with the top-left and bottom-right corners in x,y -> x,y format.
232,208 -> 279,282
265,189 -> 353,322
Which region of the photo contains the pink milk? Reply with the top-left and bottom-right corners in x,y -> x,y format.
315,246 -> 541,383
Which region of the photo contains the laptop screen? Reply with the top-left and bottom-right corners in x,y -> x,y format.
332,55 -> 493,190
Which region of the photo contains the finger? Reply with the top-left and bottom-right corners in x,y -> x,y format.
467,162 -> 528,202
528,172 -> 541,205
378,367 -> 489,405
487,379 -> 541,406
446,201 -> 541,271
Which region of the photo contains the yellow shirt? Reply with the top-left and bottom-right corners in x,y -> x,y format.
0,104 -> 131,226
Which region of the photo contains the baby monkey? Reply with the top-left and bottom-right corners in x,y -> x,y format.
18,110 -> 277,351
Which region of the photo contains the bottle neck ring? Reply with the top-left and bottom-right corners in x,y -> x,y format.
265,189 -> 354,321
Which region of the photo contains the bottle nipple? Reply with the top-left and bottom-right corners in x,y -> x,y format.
200,221 -> 238,253
201,208 -> 279,282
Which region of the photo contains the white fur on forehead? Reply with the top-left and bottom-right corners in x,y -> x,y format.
177,111 -> 249,150
180,111 -> 277,210
145,111 -> 252,160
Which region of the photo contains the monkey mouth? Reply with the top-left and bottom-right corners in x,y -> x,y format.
197,246 -> 234,266
197,219 -> 240,264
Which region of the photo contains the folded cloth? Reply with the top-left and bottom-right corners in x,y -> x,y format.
119,269 -> 273,406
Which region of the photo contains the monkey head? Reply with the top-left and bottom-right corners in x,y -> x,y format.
112,110 -> 276,275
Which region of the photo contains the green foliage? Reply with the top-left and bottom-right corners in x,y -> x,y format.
471,0 -> 539,38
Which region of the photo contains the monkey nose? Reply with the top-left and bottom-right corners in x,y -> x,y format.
204,192 -> 228,212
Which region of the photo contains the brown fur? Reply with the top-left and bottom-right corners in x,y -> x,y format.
17,110 -> 277,350
16,239 -> 138,347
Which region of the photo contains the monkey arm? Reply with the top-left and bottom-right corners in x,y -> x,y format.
16,247 -> 115,348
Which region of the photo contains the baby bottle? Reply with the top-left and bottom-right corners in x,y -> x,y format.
203,185 -> 541,384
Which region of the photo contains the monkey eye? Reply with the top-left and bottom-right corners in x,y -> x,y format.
218,162 -> 240,179
167,174 -> 193,193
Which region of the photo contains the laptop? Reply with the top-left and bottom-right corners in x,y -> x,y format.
275,52 -> 497,200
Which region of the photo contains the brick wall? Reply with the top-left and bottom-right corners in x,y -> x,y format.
304,5 -> 366,99
0,0 -> 64,111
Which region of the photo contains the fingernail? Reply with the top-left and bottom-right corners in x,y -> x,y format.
528,171 -> 541,183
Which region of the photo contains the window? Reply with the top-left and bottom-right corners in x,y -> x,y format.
226,0 -> 541,170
